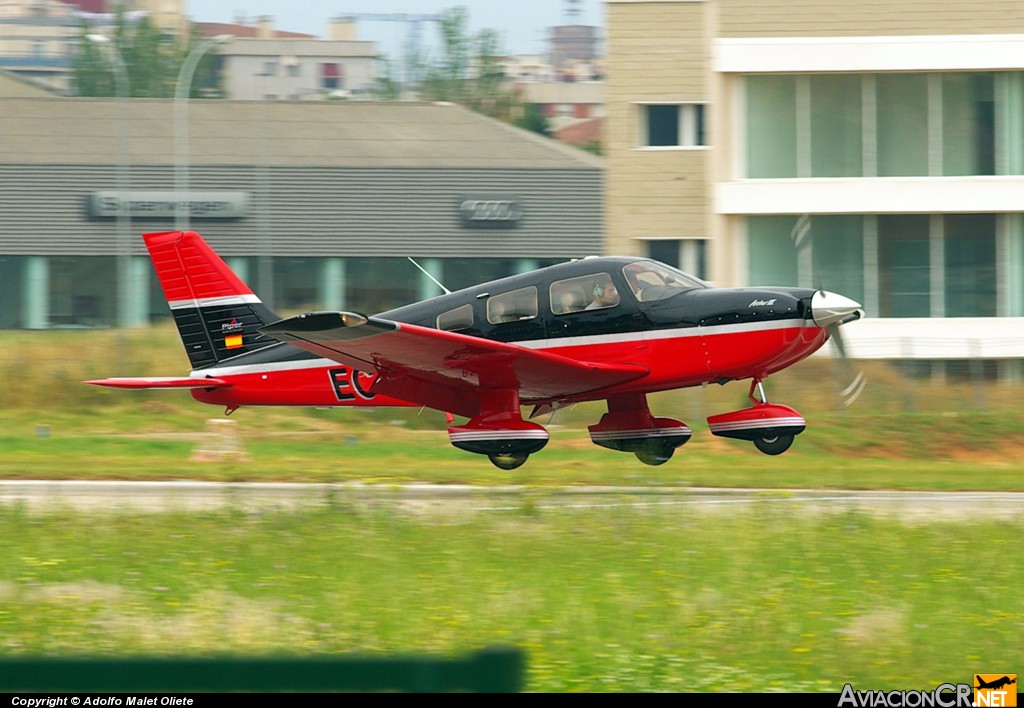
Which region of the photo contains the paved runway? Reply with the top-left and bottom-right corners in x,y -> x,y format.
0,480 -> 1019,520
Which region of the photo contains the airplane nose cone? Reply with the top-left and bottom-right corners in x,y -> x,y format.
811,290 -> 863,328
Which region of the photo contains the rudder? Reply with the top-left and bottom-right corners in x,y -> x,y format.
145,231 -> 280,369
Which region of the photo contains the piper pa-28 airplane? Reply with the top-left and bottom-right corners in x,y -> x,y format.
88,230 -> 863,470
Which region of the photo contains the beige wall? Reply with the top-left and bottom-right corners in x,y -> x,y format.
132,0 -> 189,37
605,1 -> 710,256
717,0 -> 1024,37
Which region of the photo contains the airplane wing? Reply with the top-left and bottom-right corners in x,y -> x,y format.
261,311 -> 648,418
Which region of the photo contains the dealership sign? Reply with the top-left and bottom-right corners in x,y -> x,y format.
90,191 -> 249,219
459,194 -> 523,229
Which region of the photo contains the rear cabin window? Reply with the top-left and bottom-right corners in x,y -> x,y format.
436,304 -> 474,332
550,273 -> 619,314
486,286 -> 538,324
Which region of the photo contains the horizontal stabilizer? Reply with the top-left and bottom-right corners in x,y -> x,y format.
84,377 -> 230,390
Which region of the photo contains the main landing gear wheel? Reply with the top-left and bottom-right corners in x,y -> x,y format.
488,452 -> 529,470
635,445 -> 674,466
753,434 -> 794,456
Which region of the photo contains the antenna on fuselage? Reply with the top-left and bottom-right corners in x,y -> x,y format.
407,257 -> 451,295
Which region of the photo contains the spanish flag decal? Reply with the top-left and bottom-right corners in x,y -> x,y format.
225,334 -> 243,349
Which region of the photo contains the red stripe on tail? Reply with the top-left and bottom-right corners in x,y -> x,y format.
144,231 -> 254,304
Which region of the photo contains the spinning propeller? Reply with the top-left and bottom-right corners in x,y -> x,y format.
792,215 -> 866,407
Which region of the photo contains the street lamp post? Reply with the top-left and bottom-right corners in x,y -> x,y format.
85,34 -> 132,329
175,35 -> 231,231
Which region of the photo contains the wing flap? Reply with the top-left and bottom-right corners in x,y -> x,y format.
261,312 -> 648,416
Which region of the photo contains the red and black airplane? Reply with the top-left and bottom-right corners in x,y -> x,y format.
88,230 -> 863,469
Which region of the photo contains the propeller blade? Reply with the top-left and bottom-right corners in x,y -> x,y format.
790,213 -> 867,407
826,321 -> 866,407
840,369 -> 867,407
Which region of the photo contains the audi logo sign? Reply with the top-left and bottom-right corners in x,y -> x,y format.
459,194 -> 523,229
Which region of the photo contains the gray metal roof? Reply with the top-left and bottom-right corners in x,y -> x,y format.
0,71 -> 59,98
0,97 -> 604,169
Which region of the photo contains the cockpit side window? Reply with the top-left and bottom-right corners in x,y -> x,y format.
550,273 -> 619,314
486,286 -> 538,324
437,304 -> 474,332
623,261 -> 706,302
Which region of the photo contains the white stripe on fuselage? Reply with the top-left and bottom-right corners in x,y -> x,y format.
196,356 -> 343,378
511,317 -> 814,351
194,318 -> 815,378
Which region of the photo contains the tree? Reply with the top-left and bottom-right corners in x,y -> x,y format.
514,103 -> 551,137
419,6 -> 471,104
73,12 -> 221,99
371,56 -> 402,100
418,6 -> 516,122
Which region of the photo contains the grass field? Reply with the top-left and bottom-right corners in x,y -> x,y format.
0,328 -> 1022,691
1,504 -> 1020,692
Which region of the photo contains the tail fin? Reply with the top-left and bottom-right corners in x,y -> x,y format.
145,231 -> 280,370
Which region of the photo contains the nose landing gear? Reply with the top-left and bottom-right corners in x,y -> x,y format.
707,379 -> 806,456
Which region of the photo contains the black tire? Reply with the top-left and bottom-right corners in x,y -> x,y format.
635,445 -> 674,466
489,452 -> 529,470
753,433 -> 794,456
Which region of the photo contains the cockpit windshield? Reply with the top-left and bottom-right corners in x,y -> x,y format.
622,261 -> 707,303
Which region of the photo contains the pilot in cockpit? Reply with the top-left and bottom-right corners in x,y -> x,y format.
586,278 -> 620,310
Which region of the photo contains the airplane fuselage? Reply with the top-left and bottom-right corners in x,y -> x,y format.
190,256 -> 829,411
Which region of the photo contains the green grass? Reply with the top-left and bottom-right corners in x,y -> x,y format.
1,402 -> 1022,489
1,328 -> 1022,691
0,505 -> 1019,691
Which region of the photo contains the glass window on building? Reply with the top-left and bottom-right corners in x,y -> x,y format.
747,216 -> 799,286
442,258 -> 520,292
746,75 -> 797,178
320,63 -> 341,90
878,215 -> 930,317
645,239 -> 707,281
943,73 -> 995,176
877,74 -> 929,176
1006,73 -> 1024,176
49,256 -> 116,327
944,214 -> 996,317
274,258 -> 321,312
748,216 -> 862,297
346,257 -> 421,314
0,256 -> 23,328
746,71 -> 1009,179
147,258 -> 173,323
811,215 -> 864,306
811,74 -> 862,177
641,103 -> 706,147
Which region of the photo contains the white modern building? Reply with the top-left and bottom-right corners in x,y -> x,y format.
604,0 -> 1024,375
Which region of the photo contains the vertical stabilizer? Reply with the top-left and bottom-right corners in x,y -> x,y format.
144,231 -> 280,369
